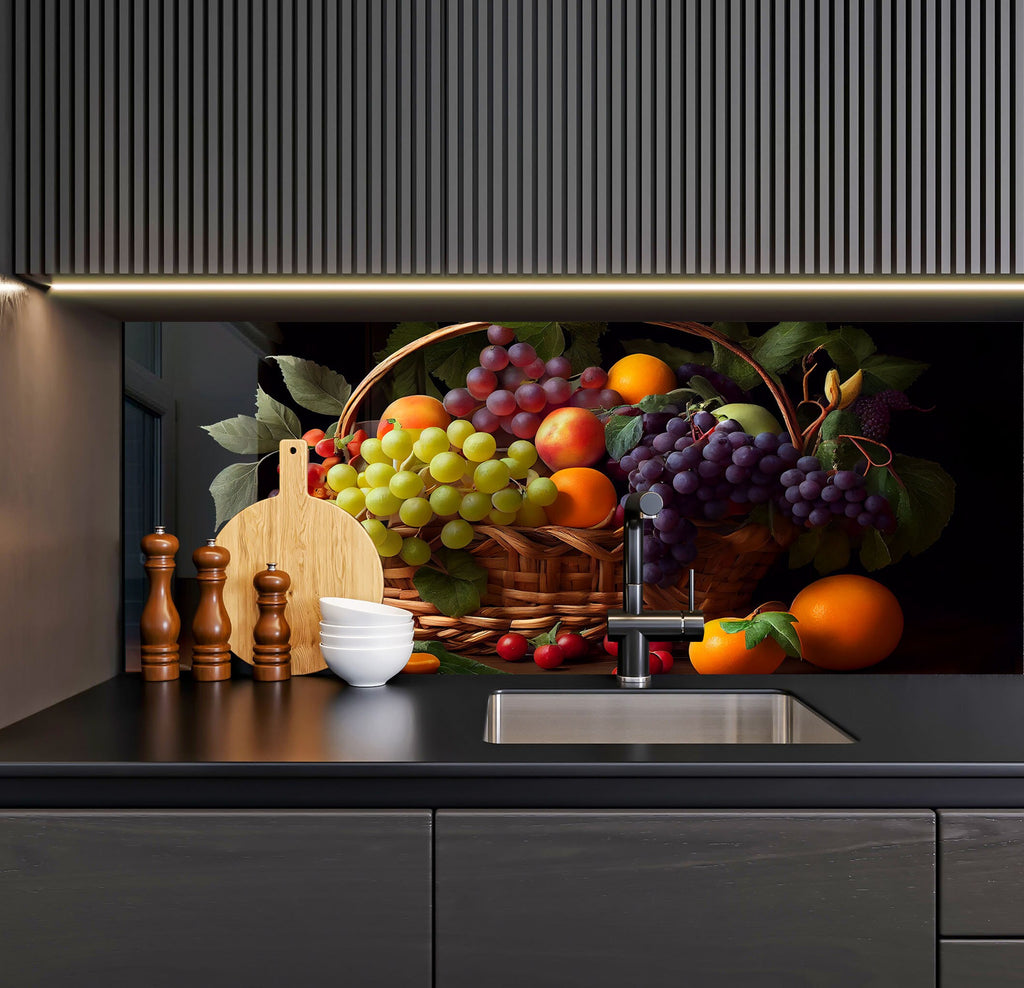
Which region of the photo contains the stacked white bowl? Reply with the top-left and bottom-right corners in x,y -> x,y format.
319,597 -> 415,687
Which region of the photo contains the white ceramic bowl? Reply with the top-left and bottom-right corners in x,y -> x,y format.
320,629 -> 414,648
319,640 -> 413,688
320,597 -> 413,627
319,618 -> 412,635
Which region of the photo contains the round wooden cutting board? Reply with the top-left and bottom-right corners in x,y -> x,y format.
218,439 -> 385,674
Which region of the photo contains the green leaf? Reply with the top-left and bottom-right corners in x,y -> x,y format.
859,528 -> 892,571
433,548 -> 488,595
266,355 -> 352,416
813,325 -> 877,378
604,414 -> 643,460
685,375 -> 722,402
815,409 -> 863,470
209,461 -> 260,530
428,337 -> 488,392
528,621 -> 563,648
412,567 -> 482,618
412,640 -> 508,675
512,321 -> 564,361
374,321 -> 440,362
711,340 -> 762,392
373,322 -> 443,402
621,338 -> 708,369
710,321 -> 751,342
813,527 -> 851,574
860,353 -> 929,395
561,321 -> 607,372
255,387 -> 302,440
324,421 -> 339,440
756,611 -> 803,657
881,455 -> 956,561
819,408 -> 860,443
412,548 -> 488,619
789,528 -> 823,569
636,387 -> 697,412
749,322 -> 824,378
202,415 -> 282,455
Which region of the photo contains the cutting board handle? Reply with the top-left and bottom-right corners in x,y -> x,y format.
278,439 -> 310,507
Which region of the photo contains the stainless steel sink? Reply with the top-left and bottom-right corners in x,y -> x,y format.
484,690 -> 854,744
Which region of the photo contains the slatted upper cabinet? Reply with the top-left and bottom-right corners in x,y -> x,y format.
10,0 -> 1023,277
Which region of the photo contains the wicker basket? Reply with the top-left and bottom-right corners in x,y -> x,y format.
336,320 -> 802,654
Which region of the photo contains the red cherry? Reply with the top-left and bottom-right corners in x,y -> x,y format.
496,633 -> 529,662
555,632 -> 588,660
648,652 -> 664,675
307,463 -> 327,490
321,456 -> 342,471
533,644 -> 565,670
651,649 -> 674,673
315,437 -> 337,458
302,428 -> 326,446
603,635 -> 618,656
346,428 -> 367,459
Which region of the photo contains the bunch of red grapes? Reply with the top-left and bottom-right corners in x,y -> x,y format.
441,325 -> 624,440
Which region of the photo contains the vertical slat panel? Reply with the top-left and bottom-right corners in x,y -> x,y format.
8,0 -> 1022,277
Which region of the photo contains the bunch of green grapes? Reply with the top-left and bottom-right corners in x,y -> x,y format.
324,421 -> 560,565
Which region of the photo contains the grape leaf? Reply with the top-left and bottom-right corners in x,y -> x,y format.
749,322 -> 824,377
412,549 -> 488,618
859,528 -> 892,571
812,324 -> 877,378
604,414 -> 644,460
412,640 -> 508,675
209,461 -> 260,530
266,355 -> 352,415
788,528 -> 823,569
860,353 -> 929,395
879,455 -> 955,562
813,527 -> 851,574
373,321 -> 443,401
815,409 -> 862,470
710,321 -> 751,342
428,336 -> 488,392
561,321 -> 607,372
512,320 -> 564,361
711,340 -> 761,392
255,387 -> 302,439
621,338 -> 708,369
202,415 -> 282,455
685,375 -> 722,402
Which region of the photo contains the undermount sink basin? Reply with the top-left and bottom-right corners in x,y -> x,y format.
484,690 -> 854,745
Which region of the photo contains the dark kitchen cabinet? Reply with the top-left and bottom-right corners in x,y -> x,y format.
0,810 -> 432,987
939,811 -> 1024,936
435,810 -> 936,988
940,941 -> 1024,988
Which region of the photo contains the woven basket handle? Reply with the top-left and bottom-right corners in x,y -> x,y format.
337,320 -> 802,446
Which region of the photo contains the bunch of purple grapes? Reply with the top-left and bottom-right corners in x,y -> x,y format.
442,324 -> 623,439
776,453 -> 896,533
676,362 -> 749,404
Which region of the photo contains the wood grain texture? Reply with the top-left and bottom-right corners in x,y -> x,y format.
939,811 -> 1024,936
940,940 -> 1024,987
218,440 -> 383,674
437,810 -> 936,988
0,810 -> 432,987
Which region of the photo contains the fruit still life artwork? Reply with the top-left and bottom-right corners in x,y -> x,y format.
202,318 -> 963,675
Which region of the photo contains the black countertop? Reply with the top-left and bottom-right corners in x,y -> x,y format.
0,673 -> 1022,808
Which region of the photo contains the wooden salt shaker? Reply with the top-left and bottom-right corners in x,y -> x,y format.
252,563 -> 291,681
191,539 -> 232,681
140,526 -> 181,681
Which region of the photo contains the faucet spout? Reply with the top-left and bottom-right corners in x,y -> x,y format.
611,492 -> 705,688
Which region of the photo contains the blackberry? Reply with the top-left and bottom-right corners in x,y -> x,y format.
852,396 -> 891,441
876,389 -> 911,411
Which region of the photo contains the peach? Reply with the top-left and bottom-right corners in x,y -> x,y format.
534,407 -> 606,470
376,395 -> 451,438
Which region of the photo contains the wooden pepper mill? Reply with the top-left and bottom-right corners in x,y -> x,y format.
140,526 -> 181,681
191,539 -> 232,681
252,563 -> 291,681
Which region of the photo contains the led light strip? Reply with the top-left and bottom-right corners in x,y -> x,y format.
46,278 -> 1024,295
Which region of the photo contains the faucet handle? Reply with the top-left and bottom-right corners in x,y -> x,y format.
687,569 -> 695,611
638,491 -> 662,518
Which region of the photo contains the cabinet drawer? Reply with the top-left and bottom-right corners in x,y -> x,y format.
941,941 -> 1024,987
939,812 -> 1024,936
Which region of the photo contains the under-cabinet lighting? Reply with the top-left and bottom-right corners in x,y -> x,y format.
0,277 -> 27,295
46,277 -> 1024,296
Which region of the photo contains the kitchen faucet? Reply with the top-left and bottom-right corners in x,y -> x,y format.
606,492 -> 705,688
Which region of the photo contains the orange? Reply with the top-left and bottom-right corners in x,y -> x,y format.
376,395 -> 450,438
789,574 -> 903,671
606,353 -> 677,405
687,618 -> 786,675
545,468 -> 618,528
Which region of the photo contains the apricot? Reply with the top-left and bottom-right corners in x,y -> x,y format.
376,395 -> 451,438
534,407 -> 606,470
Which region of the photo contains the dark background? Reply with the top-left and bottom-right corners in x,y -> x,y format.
265,319 -> 1023,674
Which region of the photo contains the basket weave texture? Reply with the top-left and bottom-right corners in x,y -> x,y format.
337,320 -> 799,655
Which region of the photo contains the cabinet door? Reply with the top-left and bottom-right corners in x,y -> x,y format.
0,811 -> 431,987
941,941 -> 1024,987
436,810 -> 935,988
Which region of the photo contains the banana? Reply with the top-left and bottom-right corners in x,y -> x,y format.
824,369 -> 842,408
838,368 -> 863,409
